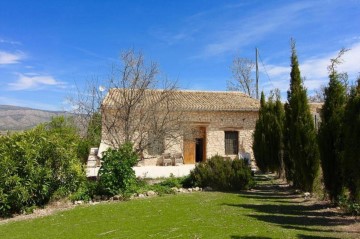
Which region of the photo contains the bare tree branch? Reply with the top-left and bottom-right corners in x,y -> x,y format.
228,57 -> 255,97
101,49 -> 185,156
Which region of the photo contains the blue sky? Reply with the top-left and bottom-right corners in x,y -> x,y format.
1,0 -> 360,110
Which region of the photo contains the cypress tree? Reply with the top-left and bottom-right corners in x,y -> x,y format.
283,102 -> 294,182
343,78 -> 360,202
272,91 -> 285,177
318,51 -> 347,202
285,39 -> 320,192
253,92 -> 267,172
253,91 -> 285,176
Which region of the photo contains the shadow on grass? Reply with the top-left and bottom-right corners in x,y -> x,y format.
225,174 -> 359,238
230,236 -> 271,239
297,235 -> 340,239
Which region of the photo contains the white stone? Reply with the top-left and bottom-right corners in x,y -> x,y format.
146,191 -> 156,196
113,195 -> 121,200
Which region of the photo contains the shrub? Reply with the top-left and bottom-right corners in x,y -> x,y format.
0,116 -> 85,217
69,181 -> 100,202
190,155 -> 254,191
98,142 -> 138,196
338,195 -> 360,216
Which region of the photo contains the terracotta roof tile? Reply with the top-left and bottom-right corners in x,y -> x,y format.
102,89 -> 260,111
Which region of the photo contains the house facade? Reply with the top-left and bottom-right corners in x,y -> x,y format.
98,89 -> 260,167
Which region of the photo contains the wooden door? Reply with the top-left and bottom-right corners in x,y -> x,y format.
183,140 -> 195,164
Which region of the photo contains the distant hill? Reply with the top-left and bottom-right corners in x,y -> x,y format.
0,105 -> 70,131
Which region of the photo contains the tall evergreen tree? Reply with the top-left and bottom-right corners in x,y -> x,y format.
253,91 -> 285,176
272,91 -> 285,177
283,102 -> 294,182
253,92 -> 267,172
284,39 -> 320,192
343,78 -> 360,202
318,50 -> 347,202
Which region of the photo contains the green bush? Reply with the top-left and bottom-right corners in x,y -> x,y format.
190,155 -> 254,191
0,116 -> 85,217
98,142 -> 138,196
338,195 -> 360,216
159,175 -> 184,188
69,181 -> 100,202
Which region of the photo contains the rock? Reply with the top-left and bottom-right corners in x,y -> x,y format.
94,195 -> 101,201
101,195 -> 108,201
146,191 -> 156,196
113,195 -> 121,200
304,192 -> 311,199
138,193 -> 145,198
171,187 -> 178,192
187,188 -> 193,192
204,186 -> 213,191
193,187 -> 200,191
74,200 -> 84,205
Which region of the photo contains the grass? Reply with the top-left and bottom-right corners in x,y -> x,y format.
0,177 -> 358,239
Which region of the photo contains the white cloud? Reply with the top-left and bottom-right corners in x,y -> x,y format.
0,50 -> 25,64
8,73 -> 66,91
261,41 -> 360,94
0,38 -> 21,45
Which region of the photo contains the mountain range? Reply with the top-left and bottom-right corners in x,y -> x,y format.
0,105 -> 69,132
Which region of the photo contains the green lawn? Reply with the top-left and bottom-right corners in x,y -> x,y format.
1,180 -> 358,239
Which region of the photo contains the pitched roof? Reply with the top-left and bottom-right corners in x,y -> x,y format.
102,89 -> 260,112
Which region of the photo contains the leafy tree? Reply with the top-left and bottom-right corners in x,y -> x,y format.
343,77 -> 360,202
98,142 -> 138,196
284,39 -> 320,192
318,49 -> 348,202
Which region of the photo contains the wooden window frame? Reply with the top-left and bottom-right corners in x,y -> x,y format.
225,131 -> 239,155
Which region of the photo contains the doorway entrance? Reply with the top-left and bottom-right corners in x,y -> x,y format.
183,127 -> 206,164
195,138 -> 204,163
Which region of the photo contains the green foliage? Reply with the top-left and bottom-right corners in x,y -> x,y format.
318,63 -> 347,202
158,175 -> 184,188
190,155 -> 254,191
0,116 -> 85,217
338,195 -> 360,215
77,112 -> 102,164
98,142 -> 138,196
129,177 -> 182,196
343,78 -> 360,202
284,40 -> 320,192
253,93 -> 267,172
253,91 -> 284,175
86,112 -> 102,146
69,181 -> 99,202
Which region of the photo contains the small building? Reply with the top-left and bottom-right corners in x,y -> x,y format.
98,89 -> 260,168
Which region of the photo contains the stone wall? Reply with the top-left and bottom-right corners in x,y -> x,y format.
186,111 -> 258,160
102,109 -> 259,166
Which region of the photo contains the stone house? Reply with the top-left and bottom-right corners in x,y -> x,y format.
98,89 -> 260,167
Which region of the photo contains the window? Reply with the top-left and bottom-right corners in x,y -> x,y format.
225,131 -> 239,155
